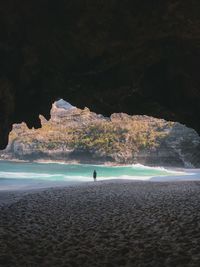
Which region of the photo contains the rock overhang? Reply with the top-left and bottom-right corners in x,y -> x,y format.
0,0 -> 200,148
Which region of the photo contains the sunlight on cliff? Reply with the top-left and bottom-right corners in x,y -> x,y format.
1,99 -> 200,168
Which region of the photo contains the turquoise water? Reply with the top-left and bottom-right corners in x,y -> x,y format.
0,161 -> 183,187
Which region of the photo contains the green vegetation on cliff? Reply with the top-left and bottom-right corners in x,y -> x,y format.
1,101 -> 200,167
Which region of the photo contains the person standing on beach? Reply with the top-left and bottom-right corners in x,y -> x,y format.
93,170 -> 97,181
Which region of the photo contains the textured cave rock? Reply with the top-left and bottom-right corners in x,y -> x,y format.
1,0 -> 200,148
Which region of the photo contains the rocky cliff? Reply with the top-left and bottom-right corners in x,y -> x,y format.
1,1 -> 200,150
1,100 -> 200,167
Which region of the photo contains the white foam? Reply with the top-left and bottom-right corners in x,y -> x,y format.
0,171 -> 165,182
47,175 -> 152,182
0,162 -> 193,184
130,163 -> 187,175
0,171 -> 58,179
33,161 -> 188,176
35,160 -> 68,165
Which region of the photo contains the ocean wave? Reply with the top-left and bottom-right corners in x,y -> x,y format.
35,160 -> 69,165
0,162 -> 191,182
0,172 -> 150,181
33,161 -> 188,175
0,171 -> 59,179
129,163 -> 187,175
0,171 -> 171,182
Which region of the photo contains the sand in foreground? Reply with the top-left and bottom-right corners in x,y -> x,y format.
1,181 -> 200,267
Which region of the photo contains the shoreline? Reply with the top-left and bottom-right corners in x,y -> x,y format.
1,157 -> 200,177
0,177 -> 199,209
0,157 -> 121,165
0,159 -> 199,194
1,168 -> 200,205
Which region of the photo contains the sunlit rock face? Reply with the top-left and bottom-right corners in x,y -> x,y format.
0,0 -> 200,148
1,100 -> 200,167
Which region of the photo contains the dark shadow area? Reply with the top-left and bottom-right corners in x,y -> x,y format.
1,0 -> 200,148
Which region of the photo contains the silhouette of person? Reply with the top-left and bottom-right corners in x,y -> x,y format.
93,170 -> 97,181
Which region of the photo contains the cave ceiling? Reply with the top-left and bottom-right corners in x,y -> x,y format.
0,0 -> 200,148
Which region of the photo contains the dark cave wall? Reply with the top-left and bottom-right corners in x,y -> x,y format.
1,0 -> 200,148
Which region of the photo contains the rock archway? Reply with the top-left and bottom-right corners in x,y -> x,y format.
1,0 -> 200,148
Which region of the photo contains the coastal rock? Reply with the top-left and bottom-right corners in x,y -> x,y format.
1,101 -> 200,167
1,0 -> 200,150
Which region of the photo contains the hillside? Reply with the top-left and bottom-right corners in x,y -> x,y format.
1,101 -> 200,167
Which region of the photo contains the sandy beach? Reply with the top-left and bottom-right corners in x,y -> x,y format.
1,180 -> 200,267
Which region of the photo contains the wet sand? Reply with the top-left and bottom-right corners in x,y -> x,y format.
1,180 -> 200,266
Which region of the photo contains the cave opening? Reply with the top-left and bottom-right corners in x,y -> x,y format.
2,2 -> 200,266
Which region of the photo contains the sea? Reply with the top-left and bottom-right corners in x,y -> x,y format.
0,160 -> 196,191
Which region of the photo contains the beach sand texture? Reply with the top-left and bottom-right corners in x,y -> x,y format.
1,181 -> 200,266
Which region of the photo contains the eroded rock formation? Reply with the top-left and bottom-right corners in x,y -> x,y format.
1,101 -> 200,167
1,0 -> 200,148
